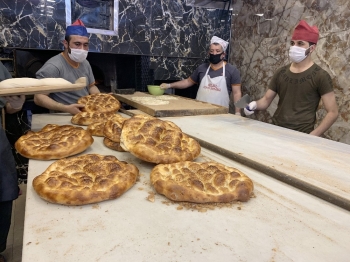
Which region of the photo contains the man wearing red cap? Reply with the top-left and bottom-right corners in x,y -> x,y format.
34,19 -> 100,115
244,20 -> 338,136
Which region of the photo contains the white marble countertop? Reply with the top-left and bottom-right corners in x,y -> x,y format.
22,114 -> 350,262
162,114 -> 350,210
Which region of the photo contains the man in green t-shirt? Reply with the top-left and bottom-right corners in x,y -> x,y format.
244,20 -> 338,136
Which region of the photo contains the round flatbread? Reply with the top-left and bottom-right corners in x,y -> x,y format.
71,111 -> 115,126
77,93 -> 121,113
151,161 -> 254,203
103,114 -> 127,142
33,154 -> 139,205
120,115 -> 201,164
103,137 -> 126,152
87,121 -> 106,137
15,124 -> 93,160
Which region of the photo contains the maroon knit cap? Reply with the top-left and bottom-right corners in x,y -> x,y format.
291,20 -> 319,43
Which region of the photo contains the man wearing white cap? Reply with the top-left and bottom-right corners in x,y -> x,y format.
34,19 -> 100,115
160,36 -> 242,114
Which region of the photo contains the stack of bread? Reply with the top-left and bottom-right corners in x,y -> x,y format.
119,114 -> 254,203
18,93 -> 139,206
18,92 -> 254,206
71,93 -> 127,152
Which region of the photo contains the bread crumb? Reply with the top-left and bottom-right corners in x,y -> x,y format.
147,193 -> 155,202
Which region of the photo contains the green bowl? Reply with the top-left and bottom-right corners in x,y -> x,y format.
147,85 -> 164,96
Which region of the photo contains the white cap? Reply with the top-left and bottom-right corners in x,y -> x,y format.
210,36 -> 229,51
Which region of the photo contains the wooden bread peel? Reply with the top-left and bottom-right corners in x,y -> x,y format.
0,77 -> 86,96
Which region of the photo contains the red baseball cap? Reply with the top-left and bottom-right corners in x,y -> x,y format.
291,20 -> 319,43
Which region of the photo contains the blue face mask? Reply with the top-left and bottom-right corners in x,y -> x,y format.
209,53 -> 223,64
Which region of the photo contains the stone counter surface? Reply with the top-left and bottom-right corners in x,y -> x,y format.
163,114 -> 350,210
22,114 -> 350,262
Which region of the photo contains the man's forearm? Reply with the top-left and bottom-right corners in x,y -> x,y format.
34,94 -> 65,112
256,97 -> 272,111
89,85 -> 100,94
5,103 -> 22,114
232,92 -> 242,113
170,79 -> 193,89
310,112 -> 338,136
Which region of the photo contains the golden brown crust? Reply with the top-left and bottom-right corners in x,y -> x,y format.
87,121 -> 106,137
120,115 -> 200,164
77,93 -> 121,113
103,137 -> 126,152
103,114 -> 127,142
15,124 -> 94,160
71,111 -> 115,126
150,161 -> 254,203
33,154 -> 139,205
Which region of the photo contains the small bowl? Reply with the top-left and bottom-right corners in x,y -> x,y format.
147,85 -> 164,96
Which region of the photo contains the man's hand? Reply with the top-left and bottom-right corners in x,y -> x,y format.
244,101 -> 257,116
160,83 -> 170,89
64,104 -> 85,115
5,95 -> 25,109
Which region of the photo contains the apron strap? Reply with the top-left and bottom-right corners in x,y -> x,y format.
206,62 -> 226,77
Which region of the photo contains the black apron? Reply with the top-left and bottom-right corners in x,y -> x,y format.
0,121 -> 18,202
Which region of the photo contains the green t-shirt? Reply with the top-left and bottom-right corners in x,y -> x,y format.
269,63 -> 333,134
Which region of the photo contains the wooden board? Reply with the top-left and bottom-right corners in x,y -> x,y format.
113,91 -> 228,117
0,77 -> 86,96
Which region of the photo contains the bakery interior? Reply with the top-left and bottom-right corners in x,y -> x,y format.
1,0 -> 350,261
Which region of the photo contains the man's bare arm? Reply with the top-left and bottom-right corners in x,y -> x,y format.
310,91 -> 338,136
34,93 -> 84,115
160,78 -> 194,89
232,84 -> 242,114
89,85 -> 100,94
256,89 -> 277,110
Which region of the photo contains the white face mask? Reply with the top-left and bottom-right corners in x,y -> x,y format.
289,45 -> 313,63
68,47 -> 88,63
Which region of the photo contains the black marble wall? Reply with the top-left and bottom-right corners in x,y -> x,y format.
0,0 -> 231,80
